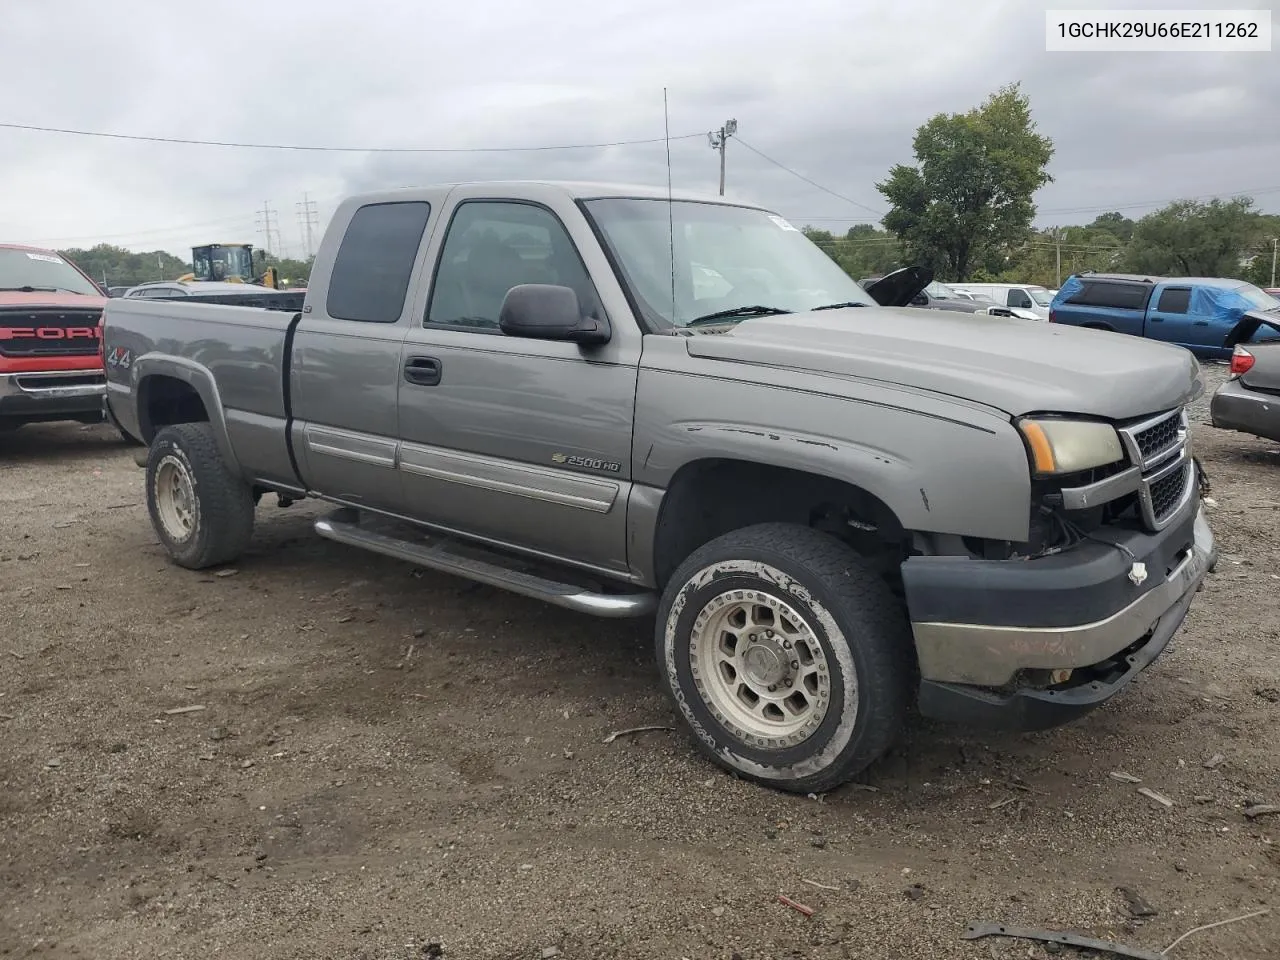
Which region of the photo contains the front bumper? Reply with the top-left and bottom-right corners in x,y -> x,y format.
1210,376 -> 1280,443
0,370 -> 106,425
902,493 -> 1215,732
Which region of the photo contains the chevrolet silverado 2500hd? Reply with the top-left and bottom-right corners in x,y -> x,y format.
102,182 -> 1217,793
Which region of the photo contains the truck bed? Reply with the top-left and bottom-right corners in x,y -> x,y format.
102,298 -> 302,487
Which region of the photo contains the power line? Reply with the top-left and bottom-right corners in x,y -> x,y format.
734,138 -> 884,216
0,120 -> 706,154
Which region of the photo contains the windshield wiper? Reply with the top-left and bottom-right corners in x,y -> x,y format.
810,301 -> 869,311
685,305 -> 792,327
0,285 -> 59,293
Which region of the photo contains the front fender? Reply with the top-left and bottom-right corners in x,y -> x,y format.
130,353 -> 242,477
633,367 -> 1032,544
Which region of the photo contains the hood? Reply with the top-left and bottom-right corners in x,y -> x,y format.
683,306 -> 1201,420
0,290 -> 107,310
1224,309 -> 1280,348
860,266 -> 932,307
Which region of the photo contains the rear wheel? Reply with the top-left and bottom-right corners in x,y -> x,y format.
146,423 -> 254,569
656,523 -> 913,793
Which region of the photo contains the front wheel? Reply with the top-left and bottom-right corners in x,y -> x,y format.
146,422 -> 255,569
656,523 -> 914,793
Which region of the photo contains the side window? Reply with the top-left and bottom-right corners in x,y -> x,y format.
326,201 -> 432,324
1066,281 -> 1151,310
426,200 -> 602,331
1008,289 -> 1032,309
1156,287 -> 1191,314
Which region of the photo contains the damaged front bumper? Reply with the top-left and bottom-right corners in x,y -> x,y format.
901,493 -> 1216,732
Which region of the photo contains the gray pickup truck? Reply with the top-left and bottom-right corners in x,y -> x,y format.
102,181 -> 1217,793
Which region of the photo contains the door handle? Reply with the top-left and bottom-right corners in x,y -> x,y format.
1193,320 -> 1209,326
404,355 -> 442,386
1150,316 -> 1163,322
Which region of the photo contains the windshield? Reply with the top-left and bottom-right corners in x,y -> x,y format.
924,280 -> 960,300
1028,288 -> 1053,306
1237,283 -> 1280,310
194,245 -> 254,282
0,248 -> 100,296
580,199 -> 874,327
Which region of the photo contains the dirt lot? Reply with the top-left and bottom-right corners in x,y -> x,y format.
2,363 -> 1278,960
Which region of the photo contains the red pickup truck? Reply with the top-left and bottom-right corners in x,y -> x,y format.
0,243 -> 109,433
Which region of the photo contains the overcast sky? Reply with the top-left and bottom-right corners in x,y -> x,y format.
1,0 -> 1276,261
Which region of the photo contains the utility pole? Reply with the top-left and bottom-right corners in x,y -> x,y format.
255,201 -> 279,257
707,119 -> 738,196
1054,227 -> 1062,287
296,192 -> 319,260
1271,237 -> 1277,289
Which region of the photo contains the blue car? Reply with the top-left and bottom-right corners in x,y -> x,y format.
1049,273 -> 1280,360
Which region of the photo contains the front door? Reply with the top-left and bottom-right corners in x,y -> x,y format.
396,196 -> 641,575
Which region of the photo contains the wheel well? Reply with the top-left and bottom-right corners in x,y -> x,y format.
137,375 -> 209,443
1081,322 -> 1114,331
651,459 -> 908,591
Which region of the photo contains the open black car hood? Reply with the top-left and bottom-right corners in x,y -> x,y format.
860,265 -> 933,308
1223,309 -> 1280,349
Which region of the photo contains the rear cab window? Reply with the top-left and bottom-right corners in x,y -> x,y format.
325,201 -> 433,323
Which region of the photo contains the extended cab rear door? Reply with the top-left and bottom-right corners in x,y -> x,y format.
395,186 -> 642,576
287,196 -> 442,514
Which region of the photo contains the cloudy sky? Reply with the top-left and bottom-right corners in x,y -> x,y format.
1,0 -> 1276,261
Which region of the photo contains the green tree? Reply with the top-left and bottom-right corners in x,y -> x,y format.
875,83 -> 1054,281
59,244 -> 191,288
1088,212 -> 1136,242
1123,198 -> 1262,277
802,225 -> 903,281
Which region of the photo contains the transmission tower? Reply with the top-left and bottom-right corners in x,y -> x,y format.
255,201 -> 281,256
296,192 -> 320,259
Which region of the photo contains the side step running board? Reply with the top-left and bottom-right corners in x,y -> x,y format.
314,511 -> 656,619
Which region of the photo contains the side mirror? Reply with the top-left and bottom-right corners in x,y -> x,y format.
499,284 -> 610,345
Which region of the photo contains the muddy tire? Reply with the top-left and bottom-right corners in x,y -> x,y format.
656,523 -> 913,793
146,423 -> 254,570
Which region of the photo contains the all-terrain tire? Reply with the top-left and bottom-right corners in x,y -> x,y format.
146,422 -> 255,569
656,522 -> 914,793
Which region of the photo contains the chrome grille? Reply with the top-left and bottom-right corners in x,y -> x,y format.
1116,407 -> 1194,531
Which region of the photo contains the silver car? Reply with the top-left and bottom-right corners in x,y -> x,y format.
1211,314 -> 1280,443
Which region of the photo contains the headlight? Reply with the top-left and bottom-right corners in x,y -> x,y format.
1017,417 -> 1124,476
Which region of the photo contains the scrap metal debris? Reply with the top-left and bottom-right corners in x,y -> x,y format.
1137,787 -> 1174,808
777,894 -> 813,917
1202,753 -> 1225,769
163,705 -> 207,715
602,725 -> 674,744
1110,771 -> 1143,784
962,923 -> 1163,960
1243,804 -> 1280,819
1118,886 -> 1158,918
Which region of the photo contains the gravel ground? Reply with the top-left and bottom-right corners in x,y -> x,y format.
2,362 -> 1278,960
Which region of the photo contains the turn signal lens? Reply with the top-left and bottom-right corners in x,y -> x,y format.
1230,345 -> 1255,377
